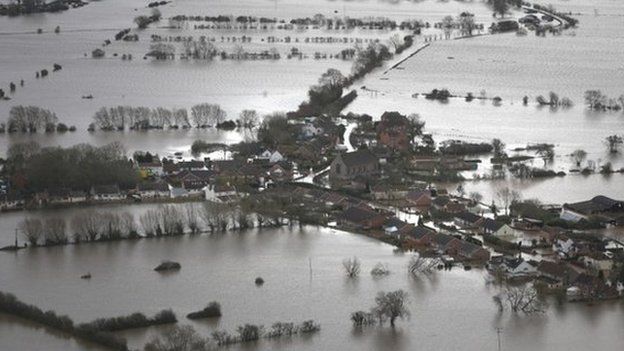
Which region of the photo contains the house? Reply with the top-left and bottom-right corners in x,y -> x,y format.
258,150 -> 285,164
431,233 -> 461,253
137,161 -> 164,179
205,183 -> 238,202
489,257 -> 537,277
455,240 -> 490,261
301,123 -> 324,139
136,181 -> 170,198
376,111 -> 410,151
47,188 -> 87,204
406,189 -> 432,208
267,162 -> 293,182
454,211 -> 483,228
579,252 -> 613,272
553,235 -> 576,258
183,181 -> 207,195
382,217 -> 412,238
91,185 -> 124,201
370,184 -> 409,201
169,186 -> 189,198
478,218 -> 517,237
0,192 -> 25,211
177,170 -> 214,188
561,195 -> 624,224
404,225 -> 436,246
178,160 -> 207,171
329,149 -> 379,181
537,261 -> 568,284
339,206 -> 386,230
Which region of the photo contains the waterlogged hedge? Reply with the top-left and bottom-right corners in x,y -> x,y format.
79,309 -> 177,332
0,291 -> 128,350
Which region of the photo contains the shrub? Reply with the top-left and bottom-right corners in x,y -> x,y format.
187,302 -> 221,319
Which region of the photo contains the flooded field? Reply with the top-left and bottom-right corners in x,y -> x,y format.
1,226 -> 624,351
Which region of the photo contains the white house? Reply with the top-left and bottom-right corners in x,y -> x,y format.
580,252 -> 614,272
553,236 -> 576,257
258,150 -> 284,164
301,123 -> 324,138
91,185 -> 124,201
204,184 -> 237,202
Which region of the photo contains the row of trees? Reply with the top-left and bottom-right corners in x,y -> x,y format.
2,105 -> 64,133
5,141 -> 137,192
91,105 -> 258,131
584,90 -> 624,111
144,320 -> 320,350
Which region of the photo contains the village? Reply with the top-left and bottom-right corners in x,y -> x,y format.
1,108 -> 623,306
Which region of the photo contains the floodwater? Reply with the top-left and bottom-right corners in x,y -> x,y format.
1,226 -> 624,351
2,1 -> 624,349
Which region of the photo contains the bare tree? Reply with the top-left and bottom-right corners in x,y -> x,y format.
343,257 -> 361,278
374,290 -> 410,327
469,191 -> 483,205
184,203 -> 201,235
144,325 -> 208,351
119,213 -> 138,238
496,186 -> 521,216
71,211 -> 101,242
44,218 -> 67,245
441,15 -> 455,39
159,205 -> 184,235
201,202 -> 230,232
370,263 -> 390,276
494,286 -> 546,314
140,209 -> 161,237
605,135 -> 623,154
408,254 -> 439,276
20,218 -> 43,246
571,149 -> 587,167
238,110 -> 259,130
388,33 -> 404,50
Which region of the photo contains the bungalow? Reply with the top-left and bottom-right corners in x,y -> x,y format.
339,206 -> 386,230
455,240 -> 491,261
382,217 -> 412,238
537,261 -> 569,283
489,257 -> 537,277
406,189 -> 432,208
478,218 -> 517,237
404,225 -> 436,246
91,185 -> 124,201
136,181 -> 170,198
454,211 -> 483,229
330,149 -> 379,181
431,233 -> 461,253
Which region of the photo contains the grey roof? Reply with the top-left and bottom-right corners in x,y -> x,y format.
454,211 -> 482,224
566,195 -> 623,214
341,206 -> 380,224
339,149 -> 377,168
406,226 -> 435,239
481,218 -> 504,232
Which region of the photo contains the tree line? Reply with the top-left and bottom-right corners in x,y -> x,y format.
4,141 -> 138,193
90,104 -> 258,131
0,105 -> 75,134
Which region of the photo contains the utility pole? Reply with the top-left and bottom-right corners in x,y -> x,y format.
496,327 -> 503,351
15,228 -> 18,248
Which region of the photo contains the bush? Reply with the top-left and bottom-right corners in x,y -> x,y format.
187,302 -> 221,319
79,310 -> 176,332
